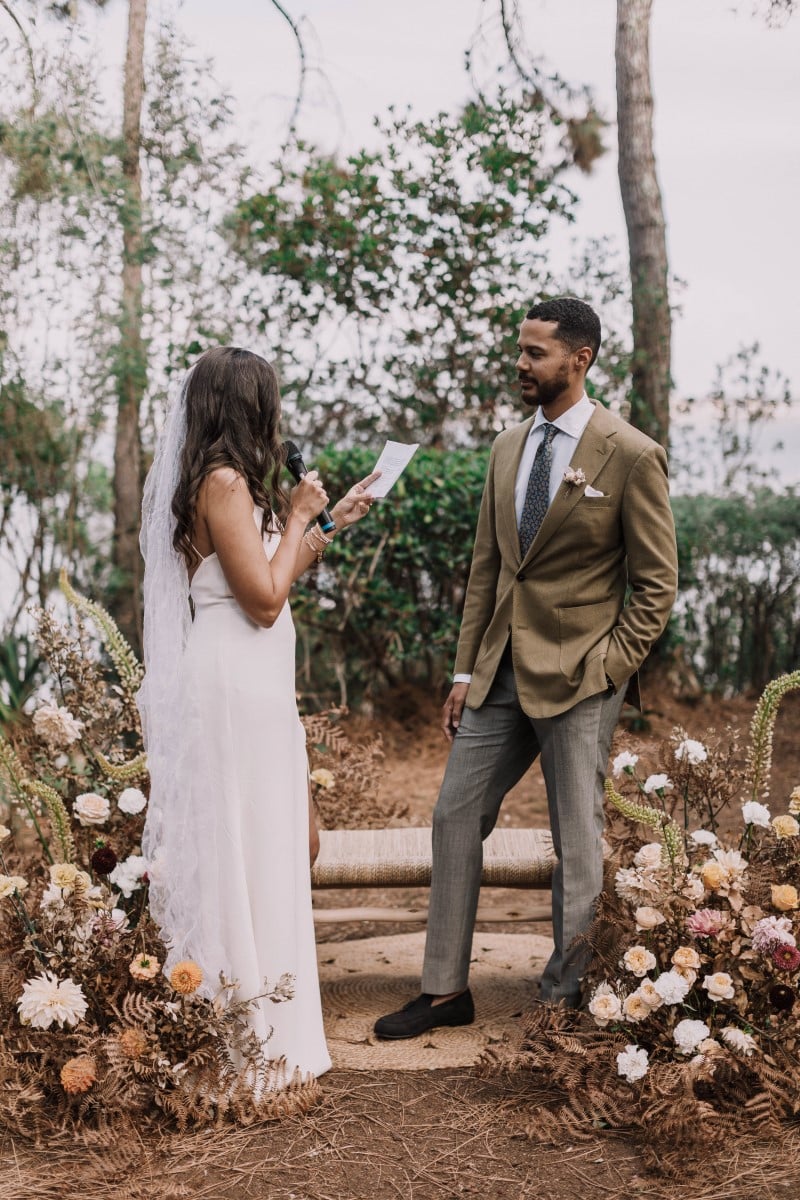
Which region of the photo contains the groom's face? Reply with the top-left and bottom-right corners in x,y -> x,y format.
516,319 -> 573,408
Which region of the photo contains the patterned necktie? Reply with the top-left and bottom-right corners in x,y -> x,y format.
518,422 -> 558,557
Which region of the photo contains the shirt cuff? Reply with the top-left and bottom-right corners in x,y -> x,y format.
453,674 -> 472,685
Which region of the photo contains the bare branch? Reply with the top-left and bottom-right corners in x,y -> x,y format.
267,0 -> 308,142
0,0 -> 38,99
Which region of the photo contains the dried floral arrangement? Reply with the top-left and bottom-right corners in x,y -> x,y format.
0,571 -> 319,1139
304,708 -> 406,829
484,671 -> 800,1173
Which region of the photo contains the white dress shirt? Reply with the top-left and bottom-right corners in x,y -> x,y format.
513,393 -> 595,522
454,394 -> 595,685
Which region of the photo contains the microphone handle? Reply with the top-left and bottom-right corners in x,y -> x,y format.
287,457 -> 337,533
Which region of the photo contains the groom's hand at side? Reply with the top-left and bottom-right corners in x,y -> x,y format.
442,682 -> 469,742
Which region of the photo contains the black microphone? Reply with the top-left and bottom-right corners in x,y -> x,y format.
282,440 -> 337,533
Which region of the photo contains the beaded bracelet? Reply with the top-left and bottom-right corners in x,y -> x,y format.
304,525 -> 334,562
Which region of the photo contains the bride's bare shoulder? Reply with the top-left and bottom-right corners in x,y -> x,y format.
201,467 -> 250,504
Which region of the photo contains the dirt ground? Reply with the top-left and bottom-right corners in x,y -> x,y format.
2,680 -> 799,1199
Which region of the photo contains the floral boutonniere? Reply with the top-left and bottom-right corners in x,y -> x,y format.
563,467 -> 586,488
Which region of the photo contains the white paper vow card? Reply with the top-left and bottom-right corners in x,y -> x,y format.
368,440 -> 419,497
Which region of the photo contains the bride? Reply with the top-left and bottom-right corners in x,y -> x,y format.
137,346 -> 378,1085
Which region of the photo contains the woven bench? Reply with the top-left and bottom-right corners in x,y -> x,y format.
311,826 -> 556,889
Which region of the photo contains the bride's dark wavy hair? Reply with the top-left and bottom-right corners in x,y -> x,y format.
171,346 -> 289,565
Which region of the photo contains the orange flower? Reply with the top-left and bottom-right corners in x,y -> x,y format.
169,960 -> 203,995
60,1055 -> 97,1094
118,1026 -> 149,1060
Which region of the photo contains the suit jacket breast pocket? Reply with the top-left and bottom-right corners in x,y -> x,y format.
576,494 -> 615,510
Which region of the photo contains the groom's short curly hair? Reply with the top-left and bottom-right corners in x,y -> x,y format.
525,297 -> 602,367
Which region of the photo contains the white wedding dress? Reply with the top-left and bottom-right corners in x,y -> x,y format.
144,513 -> 331,1084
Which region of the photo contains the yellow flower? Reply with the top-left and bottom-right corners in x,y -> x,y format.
50,862 -> 79,889
129,954 -> 160,982
310,768 -> 335,790
772,814 -> 800,840
771,884 -> 799,912
700,861 -> 725,891
672,946 -> 701,972
169,960 -> 203,995
118,1026 -> 149,1060
60,1055 -> 97,1094
789,786 -> 800,816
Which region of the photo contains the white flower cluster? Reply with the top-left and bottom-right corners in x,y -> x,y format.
109,854 -> 148,898
17,972 -> 87,1029
675,738 -> 708,765
32,704 -> 83,750
616,1044 -> 649,1082
117,787 -> 147,815
741,800 -> 771,828
750,915 -> 796,953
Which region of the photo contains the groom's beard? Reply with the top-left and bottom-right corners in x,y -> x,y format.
519,361 -> 572,411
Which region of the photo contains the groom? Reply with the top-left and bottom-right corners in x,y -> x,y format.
375,297 -> 678,1037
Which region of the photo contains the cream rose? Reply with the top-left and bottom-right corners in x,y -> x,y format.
73,792 -> 110,827
588,983 -> 622,1027
635,979 -> 664,1010
622,992 -> 653,1023
623,946 -> 657,977
672,945 -> 701,972
702,971 -> 735,1001
771,884 -> 799,912
634,906 -> 666,930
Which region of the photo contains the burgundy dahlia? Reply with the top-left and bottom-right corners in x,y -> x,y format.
91,846 -> 117,875
768,983 -> 796,1012
771,943 -> 800,972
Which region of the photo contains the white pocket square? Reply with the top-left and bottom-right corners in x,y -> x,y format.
584,485 -> 606,498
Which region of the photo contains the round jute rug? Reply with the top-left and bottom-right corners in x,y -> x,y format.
317,931 -> 553,1070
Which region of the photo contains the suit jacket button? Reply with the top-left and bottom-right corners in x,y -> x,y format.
516,572 -> 525,582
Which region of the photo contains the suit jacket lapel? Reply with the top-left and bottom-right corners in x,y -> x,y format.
520,404 -> 618,567
498,415 -> 534,567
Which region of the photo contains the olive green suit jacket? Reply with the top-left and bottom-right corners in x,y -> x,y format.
454,402 -> 679,719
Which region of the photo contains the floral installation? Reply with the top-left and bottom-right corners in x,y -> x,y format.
0,572 -> 319,1137
484,670 -> 800,1171
562,467 -> 586,488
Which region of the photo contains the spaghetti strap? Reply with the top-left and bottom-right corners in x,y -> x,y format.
188,539 -> 206,562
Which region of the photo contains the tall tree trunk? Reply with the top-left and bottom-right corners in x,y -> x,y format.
112,0 -> 147,651
616,0 -> 671,448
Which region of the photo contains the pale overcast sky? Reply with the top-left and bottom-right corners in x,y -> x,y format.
76,1 -> 800,475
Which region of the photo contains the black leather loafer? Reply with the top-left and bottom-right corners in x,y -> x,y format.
374,989 -> 475,1040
